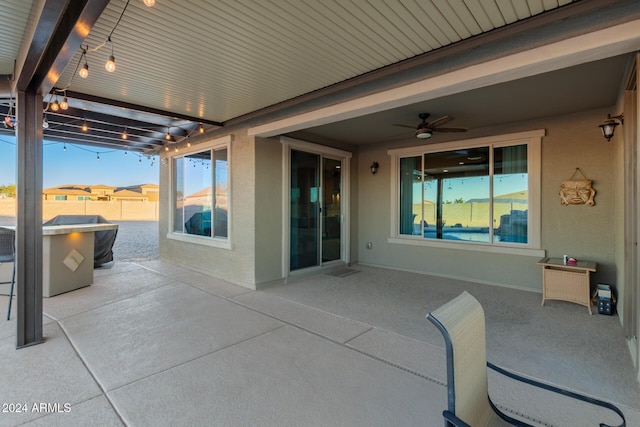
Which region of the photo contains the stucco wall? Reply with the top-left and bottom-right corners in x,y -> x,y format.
159,132 -> 258,288
356,108 -> 617,292
254,137 -> 284,284
157,109 -> 619,293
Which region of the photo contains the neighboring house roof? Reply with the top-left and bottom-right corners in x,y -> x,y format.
43,187 -> 92,196
468,191 -> 528,204
185,187 -> 212,199
43,184 -> 158,199
111,189 -> 146,198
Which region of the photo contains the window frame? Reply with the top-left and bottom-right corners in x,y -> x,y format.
388,130 -> 544,257
167,135 -> 232,249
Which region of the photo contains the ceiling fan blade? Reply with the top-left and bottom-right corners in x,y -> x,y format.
392,123 -> 417,129
426,116 -> 453,128
432,127 -> 468,132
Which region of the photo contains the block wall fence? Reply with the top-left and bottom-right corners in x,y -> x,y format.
0,199 -> 159,221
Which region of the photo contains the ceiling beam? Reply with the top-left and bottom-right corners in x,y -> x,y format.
65,91 -> 224,127
16,0 -> 110,94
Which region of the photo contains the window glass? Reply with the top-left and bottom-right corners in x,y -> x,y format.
173,148 -> 228,239
399,156 -> 422,236
213,149 -> 228,238
424,148 -> 490,242
396,143 -> 530,246
494,144 -> 528,243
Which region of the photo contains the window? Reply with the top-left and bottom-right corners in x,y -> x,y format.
54,195 -> 67,201
172,139 -> 229,242
390,131 -> 542,251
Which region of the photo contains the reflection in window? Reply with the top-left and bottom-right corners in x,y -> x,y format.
494,145 -> 528,243
398,144 -> 528,245
173,148 -> 228,239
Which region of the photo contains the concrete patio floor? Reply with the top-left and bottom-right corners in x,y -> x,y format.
0,260 -> 638,426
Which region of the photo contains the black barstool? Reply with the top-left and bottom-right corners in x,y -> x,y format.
0,227 -> 16,320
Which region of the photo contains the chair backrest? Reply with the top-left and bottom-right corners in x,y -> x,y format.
427,291 -> 495,427
0,227 -> 15,261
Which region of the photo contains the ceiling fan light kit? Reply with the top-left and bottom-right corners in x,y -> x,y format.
394,113 -> 468,140
416,129 -> 433,139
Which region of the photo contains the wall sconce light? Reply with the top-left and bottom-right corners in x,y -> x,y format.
370,161 -> 379,174
599,113 -> 624,141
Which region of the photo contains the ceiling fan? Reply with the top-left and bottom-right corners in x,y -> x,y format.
394,113 -> 468,139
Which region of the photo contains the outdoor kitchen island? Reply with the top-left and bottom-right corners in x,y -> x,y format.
42,223 -> 118,297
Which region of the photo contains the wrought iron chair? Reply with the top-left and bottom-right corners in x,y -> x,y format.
0,227 -> 16,321
427,291 -> 626,427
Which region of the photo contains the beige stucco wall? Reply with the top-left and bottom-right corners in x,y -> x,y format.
356,108 -> 617,292
158,132 -> 362,289
159,131 -> 258,288
254,137 -> 284,285
612,98 -> 626,325
157,109 -> 619,294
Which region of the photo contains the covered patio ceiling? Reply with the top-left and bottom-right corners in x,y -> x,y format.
1,0 -> 638,154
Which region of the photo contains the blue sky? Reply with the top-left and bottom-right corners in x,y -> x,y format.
0,134 -> 159,188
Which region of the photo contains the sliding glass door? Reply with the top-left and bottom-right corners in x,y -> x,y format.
289,150 -> 342,271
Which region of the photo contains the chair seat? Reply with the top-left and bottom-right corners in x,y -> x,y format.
429,292 -> 626,427
487,412 -> 516,427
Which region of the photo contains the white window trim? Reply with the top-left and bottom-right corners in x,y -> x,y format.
167,135 -> 232,250
388,130 -> 545,257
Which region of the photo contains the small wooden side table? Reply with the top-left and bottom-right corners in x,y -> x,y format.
537,257 -> 597,314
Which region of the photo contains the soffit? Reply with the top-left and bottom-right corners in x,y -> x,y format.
55,0 -> 577,123
0,0 -> 33,75
3,0 -> 637,153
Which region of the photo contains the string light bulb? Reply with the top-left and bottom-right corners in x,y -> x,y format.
199,123 -> 204,133
164,145 -> 169,152
105,37 -> 116,72
78,49 -> 89,78
96,153 -> 100,161
143,0 -> 155,6
105,55 -> 116,72
79,62 -> 89,78
165,128 -> 171,141
60,96 -> 69,110
50,99 -> 59,112
42,117 -> 49,129
63,143 -> 67,152
82,119 -> 88,132
122,126 -> 128,140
